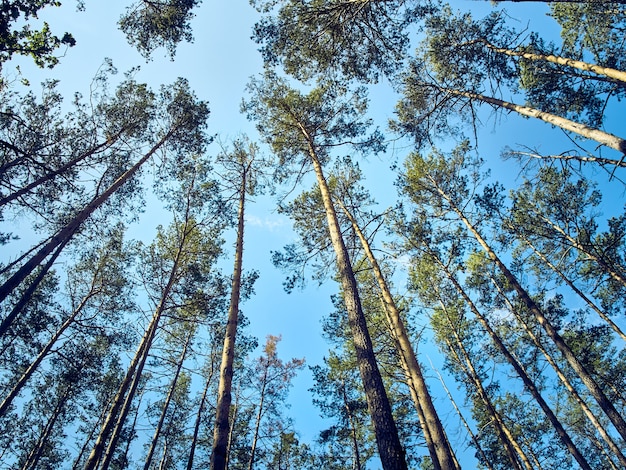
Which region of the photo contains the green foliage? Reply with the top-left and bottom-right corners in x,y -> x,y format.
0,0 -> 77,71
252,0 -> 431,82
119,0 -> 201,60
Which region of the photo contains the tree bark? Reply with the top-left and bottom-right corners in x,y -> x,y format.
211,163 -> 248,470
305,141 -> 407,470
440,86 -> 626,154
431,177 -> 626,445
338,202 -> 456,470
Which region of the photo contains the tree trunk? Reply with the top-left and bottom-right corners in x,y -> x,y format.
0,235 -> 70,339
303,135 -> 407,469
211,165 -> 247,470
144,332 -> 192,470
0,127 -> 127,208
432,366 -> 495,470
21,384 -> 73,470
187,362 -> 215,470
431,177 -> 626,446
248,358 -> 269,470
492,277 -> 626,469
0,127 -> 176,307
84,207 -> 191,470
440,86 -> 626,154
341,379 -> 363,470
0,281 -> 100,417
475,38 -> 626,84
539,214 -> 626,290
515,230 -> 626,341
338,202 -> 456,470
435,299 -> 530,470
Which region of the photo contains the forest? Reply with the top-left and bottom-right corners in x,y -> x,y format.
0,0 -> 625,469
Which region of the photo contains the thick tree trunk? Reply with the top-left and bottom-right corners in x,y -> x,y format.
441,87 -> 626,154
211,167 -> 247,470
0,128 -> 176,307
304,139 -> 407,470
339,202 -> 457,470
432,179 -> 626,446
143,332 -> 192,470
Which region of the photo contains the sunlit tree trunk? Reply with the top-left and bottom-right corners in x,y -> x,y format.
212,160 -> 248,470
439,86 -> 626,154
305,139 -> 407,470
339,202 -> 457,470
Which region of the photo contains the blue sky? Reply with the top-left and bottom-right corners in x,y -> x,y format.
5,1 -> 626,468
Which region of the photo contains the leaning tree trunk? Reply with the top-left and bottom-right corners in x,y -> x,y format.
431,177 -> 626,445
0,127 -> 128,208
211,166 -> 247,470
430,252 -> 593,470
475,38 -> 626,84
439,86 -> 626,154
247,358 -> 269,470
339,202 -> 457,470
303,135 -> 407,469
434,297 -> 530,470
0,127 -> 176,308
514,230 -> 626,341
144,332 -> 192,470
492,277 -> 626,468
0,283 -> 97,417
84,211 -> 190,470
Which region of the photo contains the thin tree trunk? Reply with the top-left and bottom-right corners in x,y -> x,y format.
431,365 -> 495,470
187,364 -> 214,470
0,235 -> 70,339
0,127 -> 176,307
431,177 -> 626,446
435,299 -> 530,470
0,128 -> 127,208
341,378 -> 363,470
473,38 -> 626,84
491,277 -> 626,469
516,231 -> 626,341
248,359 -> 269,470
21,384 -> 73,470
211,164 -> 248,470
440,86 -> 626,154
540,215 -> 626,290
0,282 -> 101,417
84,204 -> 192,470
338,202 -> 457,470
430,252 -> 593,470
144,332 -> 192,470
301,129 -> 407,470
